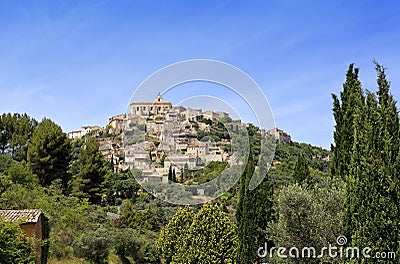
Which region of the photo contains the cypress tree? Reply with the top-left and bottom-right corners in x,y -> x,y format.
168,165 -> 173,182
331,64 -> 364,180
337,62 -> 400,261
172,168 -> 176,183
236,151 -> 274,263
292,152 -> 312,186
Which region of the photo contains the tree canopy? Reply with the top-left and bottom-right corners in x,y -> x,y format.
27,118 -> 71,187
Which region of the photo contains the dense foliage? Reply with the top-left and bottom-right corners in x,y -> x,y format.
332,63 -> 400,263
70,137 -> 108,203
292,152 -> 312,186
27,118 -> 71,188
158,203 -> 238,263
0,218 -> 37,263
268,177 -> 344,263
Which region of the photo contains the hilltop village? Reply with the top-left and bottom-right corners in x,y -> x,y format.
68,94 -> 292,183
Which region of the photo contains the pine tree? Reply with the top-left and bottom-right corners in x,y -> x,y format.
0,113 -> 38,160
27,118 -> 71,188
183,163 -> 189,182
70,137 -> 108,203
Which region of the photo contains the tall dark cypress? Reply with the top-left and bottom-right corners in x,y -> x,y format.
331,64 -> 364,180
236,151 -> 274,263
338,62 -> 400,261
373,62 -> 399,256
236,152 -> 257,264
168,165 -> 173,182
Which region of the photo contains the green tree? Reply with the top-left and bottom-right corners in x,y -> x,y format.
172,203 -> 238,264
7,161 -> 38,185
172,168 -> 176,183
0,113 -> 12,154
27,118 -> 71,188
70,137 -> 108,204
183,163 -> 189,182
103,171 -> 140,206
0,218 -> 37,263
268,177 -> 344,263
335,62 -> 400,263
74,227 -> 113,264
236,151 -> 274,264
236,152 -> 257,264
114,228 -> 144,264
10,113 -> 38,161
0,113 -> 37,161
331,64 -> 364,180
292,152 -> 312,186
157,206 -> 194,264
114,228 -> 160,264
168,165 -> 173,182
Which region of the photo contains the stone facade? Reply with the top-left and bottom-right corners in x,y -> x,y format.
265,127 -> 291,144
108,114 -> 125,134
67,125 -> 102,139
130,93 -> 172,117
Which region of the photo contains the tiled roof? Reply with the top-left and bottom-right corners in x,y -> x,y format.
0,209 -> 43,223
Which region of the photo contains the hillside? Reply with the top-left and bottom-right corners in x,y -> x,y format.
0,111 -> 331,263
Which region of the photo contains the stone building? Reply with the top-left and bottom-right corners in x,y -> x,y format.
164,155 -> 197,170
67,125 -> 102,140
0,209 -> 48,264
108,114 -> 125,134
265,127 -> 291,144
130,93 -> 172,117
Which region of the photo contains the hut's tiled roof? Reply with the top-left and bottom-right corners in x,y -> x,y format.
0,209 -> 42,223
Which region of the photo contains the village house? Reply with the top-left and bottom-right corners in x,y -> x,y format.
164,155 -> 197,170
265,127 -> 292,144
203,110 -> 229,120
98,139 -> 125,170
108,113 -> 125,134
67,125 -> 102,140
0,209 -> 48,264
185,107 -> 202,119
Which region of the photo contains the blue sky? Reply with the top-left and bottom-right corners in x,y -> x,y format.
1,0 -> 400,149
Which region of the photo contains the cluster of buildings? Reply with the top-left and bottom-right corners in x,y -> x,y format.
123,94 -> 233,182
67,94 -> 293,182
